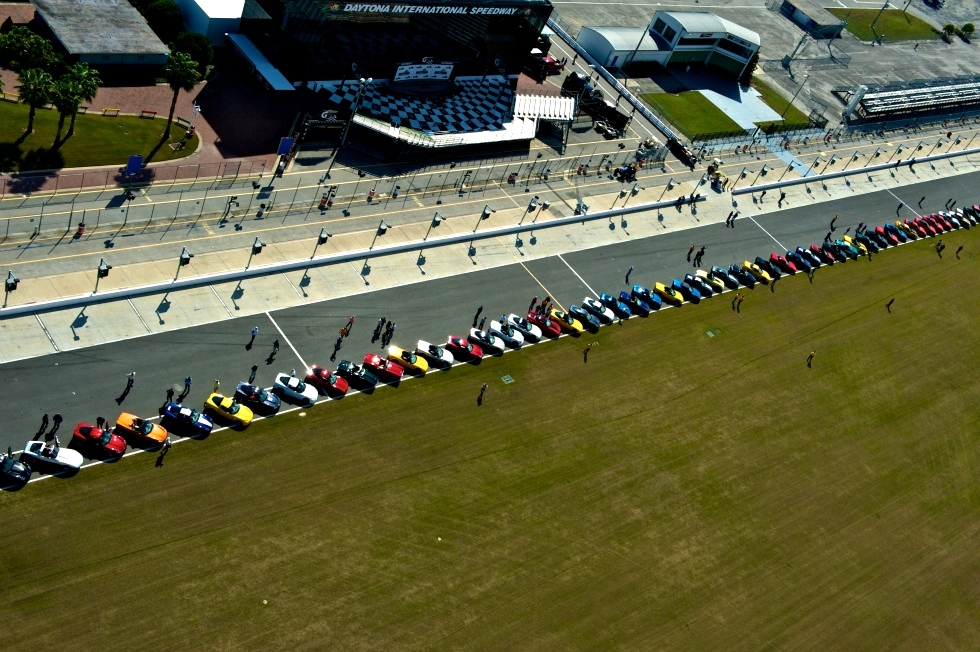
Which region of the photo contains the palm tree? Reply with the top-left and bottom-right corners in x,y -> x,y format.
64,63 -> 101,140
17,68 -> 54,135
51,78 -> 83,148
163,52 -> 201,140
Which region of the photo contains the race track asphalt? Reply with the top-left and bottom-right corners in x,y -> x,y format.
1,170 -> 977,465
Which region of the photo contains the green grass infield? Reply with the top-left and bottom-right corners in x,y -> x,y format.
641,91 -> 743,138
828,8 -> 940,42
1,228 -> 979,648
0,99 -> 198,171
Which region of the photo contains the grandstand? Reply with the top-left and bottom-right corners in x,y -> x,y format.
835,75 -> 980,120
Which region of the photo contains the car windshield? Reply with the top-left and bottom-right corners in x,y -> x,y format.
405,352 -> 416,363
189,409 -> 201,421
98,430 -> 112,446
228,402 -> 240,414
294,381 -> 307,391
256,389 -> 269,401
465,343 -> 474,352
136,420 -> 153,435
1,457 -> 13,472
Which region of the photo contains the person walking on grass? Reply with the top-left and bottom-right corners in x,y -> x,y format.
807,351 -> 815,367
737,294 -> 744,313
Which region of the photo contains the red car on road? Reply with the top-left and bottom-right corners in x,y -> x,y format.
876,225 -> 899,246
526,311 -> 562,338
769,252 -> 797,275
72,422 -> 127,456
447,335 -> 483,360
306,365 -> 349,396
363,353 -> 404,380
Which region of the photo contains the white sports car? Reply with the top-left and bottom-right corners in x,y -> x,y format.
469,328 -> 506,353
21,439 -> 84,472
417,340 -> 454,367
507,314 -> 542,342
582,297 -> 615,324
273,374 -> 319,406
489,320 -> 525,348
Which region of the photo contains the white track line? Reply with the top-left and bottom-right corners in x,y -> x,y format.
886,189 -> 923,218
266,310 -> 306,369
557,254 -> 599,297
748,216 -> 787,251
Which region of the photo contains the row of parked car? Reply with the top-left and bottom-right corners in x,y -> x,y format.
5,205 -> 973,489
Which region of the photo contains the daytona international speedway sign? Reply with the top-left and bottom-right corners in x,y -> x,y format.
327,3 -> 529,14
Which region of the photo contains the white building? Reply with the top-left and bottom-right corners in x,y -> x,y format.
174,0 -> 244,45
579,11 -> 760,78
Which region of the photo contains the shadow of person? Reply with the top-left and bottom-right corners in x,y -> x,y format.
583,350 -> 589,363
477,395 -> 483,406
155,450 -> 166,467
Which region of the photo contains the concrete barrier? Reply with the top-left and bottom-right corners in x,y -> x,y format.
732,146 -> 980,196
0,195 -> 704,319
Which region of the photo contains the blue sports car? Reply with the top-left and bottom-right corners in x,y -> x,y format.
685,273 -> 713,298
620,291 -> 651,316
162,402 -> 214,437
599,292 -> 632,318
728,264 -> 756,288
673,278 -> 701,304
568,304 -> 602,331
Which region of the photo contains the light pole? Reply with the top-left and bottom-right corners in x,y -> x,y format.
778,163 -> 795,181
885,146 -> 903,164
325,76 -> 372,179
805,156 -> 823,178
781,73 -> 809,118
869,0 -> 890,36
750,165 -> 770,186
841,152 -> 860,171
474,204 -> 495,232
965,131 -> 979,149
821,155 -> 838,173
947,136 -> 962,152
929,138 -> 944,155
624,15 -> 656,71
246,237 -> 265,269
311,228 -> 331,258
729,167 -> 748,191
657,178 -> 676,201
424,212 -> 443,240
175,246 -> 193,280
369,219 -> 390,250
95,257 -> 111,293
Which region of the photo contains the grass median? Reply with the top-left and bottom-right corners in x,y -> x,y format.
827,8 -> 939,41
641,91 -> 742,138
0,100 -> 198,171
2,229 -> 980,649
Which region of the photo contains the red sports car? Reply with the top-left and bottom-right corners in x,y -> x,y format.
306,365 -> 349,396
906,219 -> 929,238
72,422 -> 127,456
447,335 -> 483,360
769,252 -> 797,274
934,213 -> 953,231
876,225 -> 899,246
916,217 -> 937,236
526,311 -> 562,338
363,353 -> 404,380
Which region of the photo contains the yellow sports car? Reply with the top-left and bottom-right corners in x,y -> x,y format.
842,235 -> 867,255
895,220 -> 918,240
742,261 -> 771,285
388,345 -> 429,374
549,308 -> 584,335
654,282 -> 683,307
204,393 -> 253,427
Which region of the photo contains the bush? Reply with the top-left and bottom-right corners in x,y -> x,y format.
0,26 -> 63,74
144,0 -> 184,44
963,23 -> 975,35
172,31 -> 214,75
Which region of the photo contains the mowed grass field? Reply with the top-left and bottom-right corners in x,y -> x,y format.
3,230 -> 980,649
641,91 -> 742,137
827,8 -> 939,42
0,100 -> 198,171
